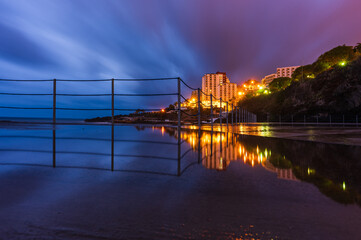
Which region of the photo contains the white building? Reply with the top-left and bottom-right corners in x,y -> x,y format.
201,72 -> 237,107
261,73 -> 277,87
276,66 -> 300,78
217,82 -> 237,103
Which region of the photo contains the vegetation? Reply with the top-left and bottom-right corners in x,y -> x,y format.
292,44 -> 361,81
240,44 -> 361,116
269,77 -> 292,92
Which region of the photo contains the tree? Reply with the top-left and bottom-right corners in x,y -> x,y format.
292,64 -> 314,81
166,104 -> 175,111
312,45 -> 358,74
269,77 -> 292,92
354,43 -> 361,53
135,109 -> 145,114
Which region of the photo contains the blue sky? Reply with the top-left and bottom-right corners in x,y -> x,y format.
0,0 -> 360,118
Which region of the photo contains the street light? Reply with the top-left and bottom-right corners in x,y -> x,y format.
339,61 -> 347,66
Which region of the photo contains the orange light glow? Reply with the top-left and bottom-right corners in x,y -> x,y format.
161,109 -> 165,112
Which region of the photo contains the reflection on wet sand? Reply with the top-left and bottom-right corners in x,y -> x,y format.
153,126 -> 361,207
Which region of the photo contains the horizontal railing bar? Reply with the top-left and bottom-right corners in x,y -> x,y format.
0,149 -> 178,160
180,78 -> 197,90
181,110 -> 199,117
0,163 -> 178,176
0,77 -> 179,82
114,93 -> 178,96
0,135 -> 178,145
180,148 -> 194,159
0,107 -> 163,111
0,106 -> 52,109
0,93 -> 178,96
0,79 -> 53,82
180,161 -> 198,175
0,93 -> 53,96
113,77 -> 178,81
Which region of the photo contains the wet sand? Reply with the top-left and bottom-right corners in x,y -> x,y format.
0,123 -> 361,239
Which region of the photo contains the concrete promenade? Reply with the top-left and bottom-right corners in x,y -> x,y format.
197,123 -> 361,146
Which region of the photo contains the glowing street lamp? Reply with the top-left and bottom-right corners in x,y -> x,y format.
339,61 -> 347,66
161,109 -> 165,113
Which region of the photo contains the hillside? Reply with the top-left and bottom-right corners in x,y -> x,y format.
240,45 -> 361,118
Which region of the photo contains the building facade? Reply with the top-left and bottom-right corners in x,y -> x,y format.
217,82 -> 237,103
261,73 -> 277,87
201,72 -> 237,107
276,66 -> 300,78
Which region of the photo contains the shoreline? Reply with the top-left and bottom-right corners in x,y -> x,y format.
2,120 -> 361,147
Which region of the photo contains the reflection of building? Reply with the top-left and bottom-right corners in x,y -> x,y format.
201,72 -> 237,107
276,66 -> 300,78
154,126 -> 298,181
201,133 -> 237,171
262,161 -> 298,181
261,74 -> 276,87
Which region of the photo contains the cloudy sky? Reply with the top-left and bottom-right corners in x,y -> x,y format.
0,0 -> 360,118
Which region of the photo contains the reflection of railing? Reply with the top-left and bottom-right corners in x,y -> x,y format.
0,129 -> 192,176
0,77 -> 183,175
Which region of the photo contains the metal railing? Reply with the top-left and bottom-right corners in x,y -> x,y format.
256,113 -> 361,127
0,77 -> 257,175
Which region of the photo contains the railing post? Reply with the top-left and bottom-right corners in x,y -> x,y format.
291,114 -> 293,126
226,102 -> 229,127
210,94 -> 213,127
197,88 -> 201,130
343,114 -> 345,127
198,129 -> 201,164
235,106 -> 238,126
357,115 -> 358,127
304,115 -> 306,126
197,89 -> 201,165
111,78 -> 115,171
220,98 -> 222,130
231,104 -> 234,126
53,78 -> 56,168
316,115 -> 318,125
177,77 -> 181,176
